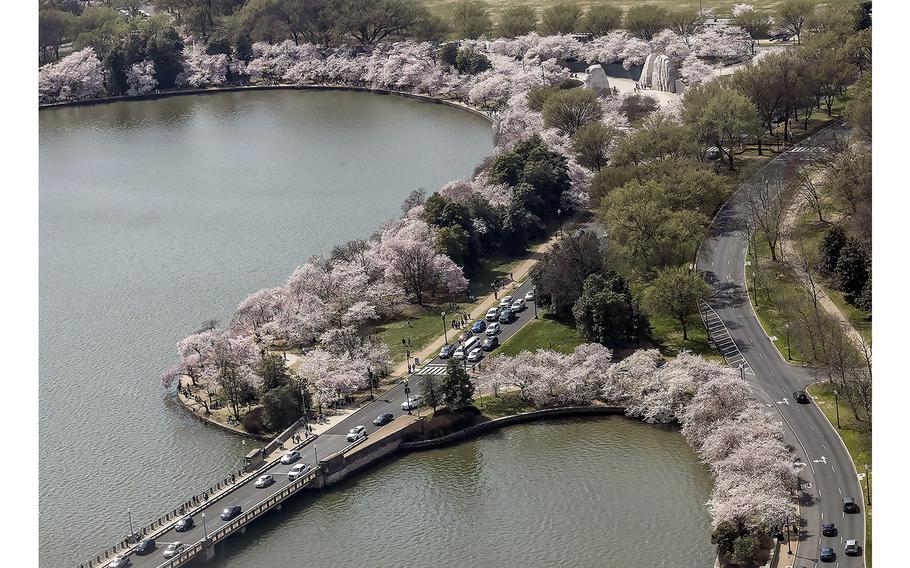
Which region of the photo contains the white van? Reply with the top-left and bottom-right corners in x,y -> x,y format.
454,336 -> 481,359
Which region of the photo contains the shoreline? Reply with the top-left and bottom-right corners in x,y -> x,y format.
37,83 -> 495,124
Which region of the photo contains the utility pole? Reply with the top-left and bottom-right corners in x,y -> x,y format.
441,311 -> 448,344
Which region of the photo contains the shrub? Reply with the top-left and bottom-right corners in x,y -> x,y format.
541,88 -> 604,135
619,93 -> 659,123
242,406 -> 265,435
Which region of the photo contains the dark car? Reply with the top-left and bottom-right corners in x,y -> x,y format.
482,336 -> 499,351
135,538 -> 156,556
471,320 -> 487,334
459,330 -> 472,343
842,497 -> 858,513
175,516 -> 195,532
819,546 -> 835,562
498,310 -> 514,324
821,522 -> 836,537
373,413 -> 394,426
439,344 -> 455,359
220,505 -> 242,521
793,391 -> 810,403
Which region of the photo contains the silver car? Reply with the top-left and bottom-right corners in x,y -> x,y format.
524,289 -> 535,302
254,474 -> 275,488
109,554 -> 131,567
280,450 -> 300,464
485,322 -> 502,336
498,295 -> 513,308
346,425 -> 367,442
467,347 -> 484,363
287,463 -> 312,481
510,298 -> 525,313
163,542 -> 186,559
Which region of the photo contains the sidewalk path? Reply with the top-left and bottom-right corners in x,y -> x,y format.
780,195 -> 870,355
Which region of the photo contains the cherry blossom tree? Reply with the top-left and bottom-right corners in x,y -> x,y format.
177,46 -> 229,88
38,47 -> 106,103
126,61 -> 158,96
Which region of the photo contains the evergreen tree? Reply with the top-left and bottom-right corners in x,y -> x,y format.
818,225 -> 846,276
443,358 -> 475,410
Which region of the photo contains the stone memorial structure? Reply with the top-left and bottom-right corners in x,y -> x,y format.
582,64 -> 610,96
637,53 -> 677,93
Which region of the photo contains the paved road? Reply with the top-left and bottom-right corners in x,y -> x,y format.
106,278 -> 538,568
697,123 -> 867,568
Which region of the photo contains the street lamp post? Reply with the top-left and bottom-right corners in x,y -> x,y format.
533,296 -> 538,319
367,368 -> 374,399
785,516 -> 792,554
202,512 -> 208,541
441,311 -> 448,344
864,464 -> 871,505
834,388 -> 841,428
739,363 -> 745,381
404,377 -> 412,415
127,508 -> 134,542
785,322 -> 791,360
557,208 -> 562,238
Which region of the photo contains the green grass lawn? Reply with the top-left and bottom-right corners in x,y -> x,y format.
649,314 -> 724,362
497,312 -> 586,355
474,390 -> 538,418
373,301 -> 475,362
806,382 -> 872,565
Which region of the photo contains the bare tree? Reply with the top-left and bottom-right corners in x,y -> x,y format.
744,177 -> 789,262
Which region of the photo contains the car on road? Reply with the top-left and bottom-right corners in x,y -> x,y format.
346,425 -> 367,442
402,396 -> 421,411
459,330 -> 472,343
485,307 -> 501,322
821,522 -> 836,536
844,540 -> 860,556
498,310 -> 514,324
471,320 -> 486,333
373,413 -> 394,426
287,462 -> 312,480
793,391 -> 810,403
510,298 -> 525,313
135,538 -> 156,556
485,322 -> 501,336
467,347 -> 484,363
109,553 -> 131,567
220,505 -> 242,521
525,289 -> 535,302
439,343 -> 456,359
454,336 -> 480,359
819,546 -> 835,562
498,295 -> 513,308
280,450 -> 300,464
163,542 -> 186,559
255,474 -> 275,488
842,497 -> 858,513
175,516 -> 194,532
482,336 -> 499,351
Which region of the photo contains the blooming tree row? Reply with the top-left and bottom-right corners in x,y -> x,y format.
475,347 -> 797,533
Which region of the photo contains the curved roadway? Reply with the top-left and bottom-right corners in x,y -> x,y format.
104,278 -> 537,568
697,123 -> 867,568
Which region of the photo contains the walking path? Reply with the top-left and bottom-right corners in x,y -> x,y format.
780,195 -> 870,355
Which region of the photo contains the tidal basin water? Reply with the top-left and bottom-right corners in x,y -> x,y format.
39,89 -> 493,566
213,418 -> 715,568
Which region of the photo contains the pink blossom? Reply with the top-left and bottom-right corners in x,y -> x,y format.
126,60 -> 158,96
38,47 -> 106,103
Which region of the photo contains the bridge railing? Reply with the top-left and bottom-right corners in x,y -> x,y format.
79,434 -> 317,568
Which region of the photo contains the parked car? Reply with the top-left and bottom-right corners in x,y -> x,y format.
175,516 -> 194,532
844,540 -> 860,556
109,554 -> 131,567
373,413 -> 394,426
793,391 -> 810,403
439,343 -> 456,359
401,396 -> 421,411
467,347 -> 484,363
471,320 -> 487,333
498,310 -> 514,324
287,463 -> 312,481
255,474 -> 275,488
288,463 -> 312,481
525,289 -> 535,302
220,505 -> 242,521
163,542 -> 186,559
819,546 -> 835,562
135,538 -> 156,556
280,450 -> 300,464
821,522 -> 836,536
510,298 -> 525,313
842,497 -> 858,513
459,330 -> 472,343
482,336 -> 499,351
485,307 -> 501,322
485,322 -> 502,336
498,295 -> 513,308
346,425 -> 367,442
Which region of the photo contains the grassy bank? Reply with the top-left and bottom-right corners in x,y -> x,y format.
806,382 -> 872,565
497,311 -> 585,355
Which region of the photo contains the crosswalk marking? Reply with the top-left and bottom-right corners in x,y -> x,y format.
416,365 -> 448,375
700,301 -> 754,376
